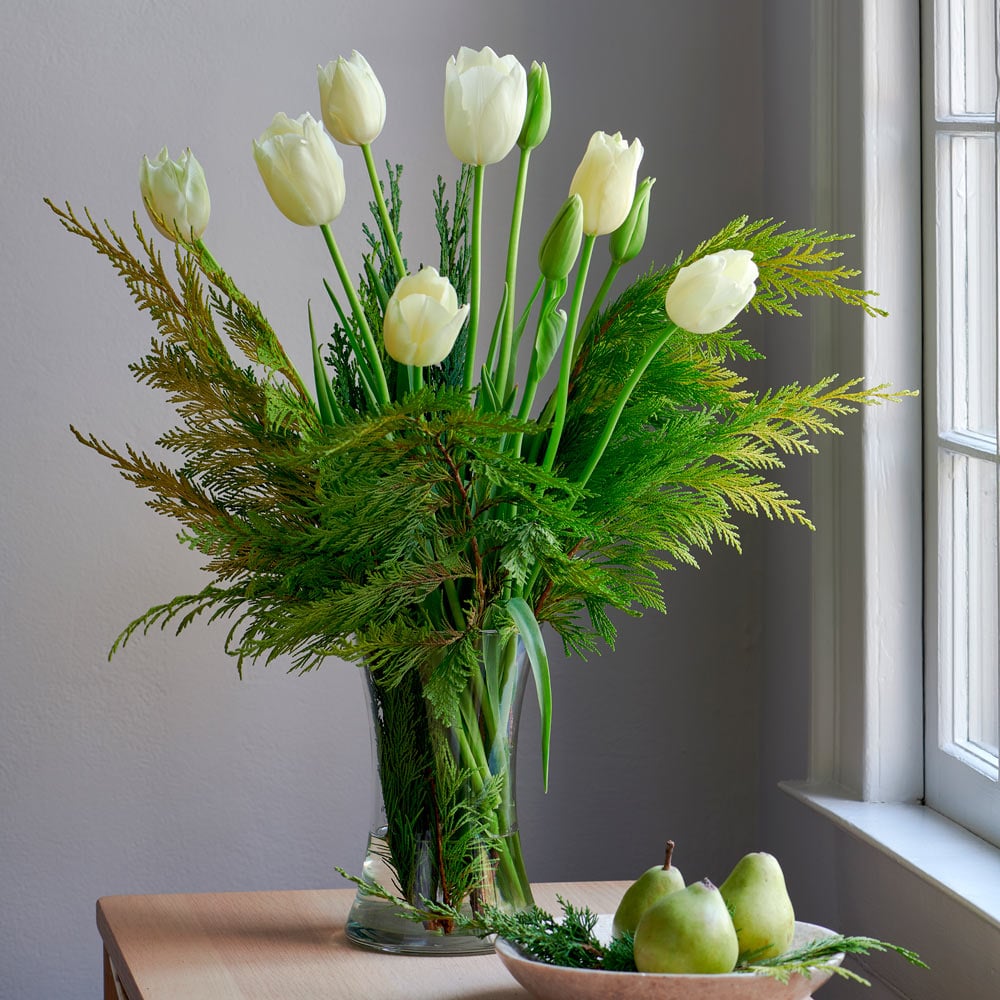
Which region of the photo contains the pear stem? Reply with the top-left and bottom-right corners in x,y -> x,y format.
663,839 -> 676,870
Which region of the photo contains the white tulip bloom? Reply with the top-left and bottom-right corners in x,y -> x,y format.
139,146 -> 210,242
253,112 -> 346,227
664,249 -> 759,334
383,267 -> 470,367
568,131 -> 644,236
444,46 -> 527,165
318,50 -> 386,146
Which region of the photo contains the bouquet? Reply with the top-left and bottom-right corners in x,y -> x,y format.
49,46 -> 907,951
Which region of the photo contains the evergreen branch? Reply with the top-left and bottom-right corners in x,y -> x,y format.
329,879 -> 925,984
743,934 -> 928,985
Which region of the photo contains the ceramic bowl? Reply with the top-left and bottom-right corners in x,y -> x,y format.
494,917 -> 844,1000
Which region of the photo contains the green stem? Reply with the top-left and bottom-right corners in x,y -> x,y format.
495,148 -> 531,400
194,239 -> 220,272
361,144 -> 407,284
577,321 -> 679,489
573,260 -> 620,366
508,275 -> 545,385
451,699 -> 527,906
308,302 -> 341,426
319,224 -> 390,406
322,278 -> 379,410
443,580 -> 465,630
521,322 -> 679,607
452,635 -> 532,908
463,165 -> 487,393
542,235 -> 596,472
512,281 -> 564,457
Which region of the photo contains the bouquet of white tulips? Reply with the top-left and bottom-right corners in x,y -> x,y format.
50,45 -> 907,952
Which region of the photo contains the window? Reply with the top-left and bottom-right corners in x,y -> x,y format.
924,0 -> 1000,845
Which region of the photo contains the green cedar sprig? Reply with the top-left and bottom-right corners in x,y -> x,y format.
332,877 -> 925,984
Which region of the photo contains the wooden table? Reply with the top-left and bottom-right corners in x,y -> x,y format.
98,880 -> 629,999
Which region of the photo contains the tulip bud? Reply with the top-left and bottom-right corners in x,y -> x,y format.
253,112 -> 346,227
518,60 -> 551,151
444,46 -> 527,165
609,176 -> 654,265
569,131 -> 644,236
383,267 -> 470,367
139,146 -> 210,243
538,195 -> 584,281
664,249 -> 759,334
318,50 -> 386,146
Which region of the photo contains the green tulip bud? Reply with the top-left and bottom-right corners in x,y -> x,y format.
538,194 -> 583,281
518,61 -> 551,150
609,176 -> 655,265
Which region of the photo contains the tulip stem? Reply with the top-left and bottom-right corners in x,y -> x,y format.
519,319 -> 678,608
576,320 -> 678,489
320,224 -> 390,407
361,144 -> 407,285
542,234 -> 595,472
194,239 -> 221,273
463,165 -> 486,394
496,148 -> 531,400
574,261 -> 620,366
516,281 -> 562,425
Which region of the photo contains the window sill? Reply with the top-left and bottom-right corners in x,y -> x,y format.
781,780 -> 1000,931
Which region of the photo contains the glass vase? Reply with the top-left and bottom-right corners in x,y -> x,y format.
345,630 -> 533,955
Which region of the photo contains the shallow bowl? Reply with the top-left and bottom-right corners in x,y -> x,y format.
494,917 -> 844,1000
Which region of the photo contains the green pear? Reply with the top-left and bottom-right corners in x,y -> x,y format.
719,851 -> 795,960
612,840 -> 685,938
633,878 -> 739,974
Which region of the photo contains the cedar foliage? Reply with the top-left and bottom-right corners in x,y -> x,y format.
48,195 -> 910,686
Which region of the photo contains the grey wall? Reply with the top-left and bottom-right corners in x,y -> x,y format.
1,2 -> 781,997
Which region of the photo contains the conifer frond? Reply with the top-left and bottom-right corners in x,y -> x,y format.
55,188 -> 913,699
433,166 -> 473,388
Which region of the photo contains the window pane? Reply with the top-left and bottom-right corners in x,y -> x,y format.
940,450 -> 1000,762
939,0 -> 999,116
936,131 -> 998,441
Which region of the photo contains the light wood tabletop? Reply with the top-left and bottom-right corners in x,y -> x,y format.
98,880 -> 630,1000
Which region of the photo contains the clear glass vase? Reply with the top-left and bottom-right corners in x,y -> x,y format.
345,631 -> 533,955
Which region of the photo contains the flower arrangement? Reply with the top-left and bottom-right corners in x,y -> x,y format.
49,45 -> 908,950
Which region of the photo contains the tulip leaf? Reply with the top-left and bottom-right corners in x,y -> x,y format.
531,301 -> 567,380
485,281 -> 510,371
479,365 -> 503,414
507,595 -> 552,791
363,255 -> 390,311
323,278 -> 379,410
308,302 -> 338,427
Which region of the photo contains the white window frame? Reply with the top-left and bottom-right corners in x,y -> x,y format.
922,0 -> 1000,847
779,6 -> 1000,996
803,0 -> 924,807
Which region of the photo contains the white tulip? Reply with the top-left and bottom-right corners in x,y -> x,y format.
139,146 -> 210,242
568,131 -> 644,236
253,112 -> 346,227
318,50 -> 386,146
664,249 -> 759,334
444,46 -> 527,165
383,267 -> 470,367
